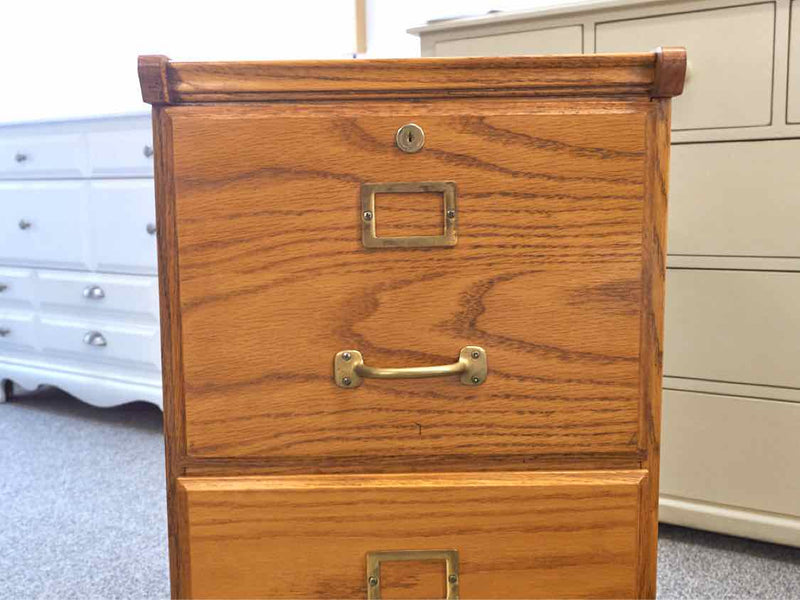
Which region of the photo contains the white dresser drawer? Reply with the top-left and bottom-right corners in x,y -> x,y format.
38,316 -> 161,371
670,140 -> 800,258
789,0 -> 800,123
662,390 -> 800,518
664,270 -> 800,388
0,311 -> 37,352
433,25 -> 583,56
0,268 -> 35,309
0,182 -> 89,270
36,270 -> 159,322
0,133 -> 87,179
595,2 -> 775,130
89,180 -> 157,274
88,128 -> 154,177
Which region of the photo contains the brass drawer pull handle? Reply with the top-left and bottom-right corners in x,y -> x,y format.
335,346 -> 486,388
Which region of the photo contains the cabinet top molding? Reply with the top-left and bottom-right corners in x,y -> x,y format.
137,48 -> 685,105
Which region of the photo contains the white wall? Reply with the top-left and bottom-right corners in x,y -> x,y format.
1,0 -> 561,124
1,0 -> 357,123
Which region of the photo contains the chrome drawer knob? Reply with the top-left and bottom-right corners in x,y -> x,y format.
83,331 -> 107,347
83,285 -> 105,300
18,219 -> 32,230
0,327 -> 10,337
0,284 -> 7,292
143,145 -> 154,158
14,152 -> 28,163
146,222 -> 157,235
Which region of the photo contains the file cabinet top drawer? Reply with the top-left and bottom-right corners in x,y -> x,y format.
143,55 -> 679,470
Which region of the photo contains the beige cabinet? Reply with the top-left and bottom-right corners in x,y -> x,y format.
414,0 -> 800,547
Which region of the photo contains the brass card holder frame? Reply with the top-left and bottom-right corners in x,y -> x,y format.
366,549 -> 460,600
361,182 -> 457,248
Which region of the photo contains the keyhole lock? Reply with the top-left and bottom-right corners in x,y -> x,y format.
395,123 -> 425,153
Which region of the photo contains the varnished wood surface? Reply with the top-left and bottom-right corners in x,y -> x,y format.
137,51 -> 686,104
165,99 -> 651,464
178,470 -> 646,598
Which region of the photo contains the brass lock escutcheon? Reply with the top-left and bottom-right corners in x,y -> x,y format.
366,549 -> 459,600
335,346 -> 486,388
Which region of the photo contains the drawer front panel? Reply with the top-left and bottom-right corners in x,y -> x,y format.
179,470 -> 645,598
38,317 -> 161,371
169,103 -> 652,461
36,270 -> 159,322
596,2 -> 775,130
789,0 -> 800,123
434,25 -> 583,57
669,140 -> 800,258
664,270 -> 800,388
0,133 -> 87,179
0,311 -> 37,353
0,182 -> 89,270
89,180 -> 157,274
0,268 -> 35,310
88,128 -> 155,177
661,390 -> 800,517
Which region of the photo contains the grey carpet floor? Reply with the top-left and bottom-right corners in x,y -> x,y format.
1,389 -> 799,599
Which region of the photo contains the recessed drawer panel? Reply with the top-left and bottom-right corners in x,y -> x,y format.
38,316 -> 161,371
664,270 -> 800,388
89,180 -> 157,274
434,25 -> 583,56
0,311 -> 37,353
0,268 -> 35,310
0,133 -> 88,179
88,128 -> 154,177
0,182 -> 89,270
36,270 -> 159,322
179,470 -> 645,598
669,140 -> 800,258
789,0 -> 800,123
661,390 -> 800,518
170,104 -> 651,462
596,2 -> 775,130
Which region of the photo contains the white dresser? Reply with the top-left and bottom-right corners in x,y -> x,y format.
414,0 -> 800,547
0,115 -> 162,408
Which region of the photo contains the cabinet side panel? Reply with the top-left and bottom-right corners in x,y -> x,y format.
637,98 -> 671,598
152,106 -> 188,599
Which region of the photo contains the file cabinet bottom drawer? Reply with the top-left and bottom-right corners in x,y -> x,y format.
177,470 -> 648,599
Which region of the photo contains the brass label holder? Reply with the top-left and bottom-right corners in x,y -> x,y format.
366,549 -> 460,600
335,346 -> 487,388
361,181 -> 457,249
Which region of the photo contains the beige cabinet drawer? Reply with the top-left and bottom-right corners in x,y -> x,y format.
0,133 -> 87,179
89,180 -> 157,274
0,311 -> 37,352
0,268 -> 35,310
0,182 -> 89,270
664,270 -> 800,388
670,140 -> 800,257
38,317 -> 161,371
36,270 -> 159,322
661,390 -> 800,518
789,0 -> 800,123
433,25 -> 583,56
88,128 -> 154,177
596,2 -> 774,130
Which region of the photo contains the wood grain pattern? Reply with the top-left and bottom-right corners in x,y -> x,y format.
178,470 -> 646,599
165,99 -> 651,464
137,51 -> 687,104
138,55 -> 171,104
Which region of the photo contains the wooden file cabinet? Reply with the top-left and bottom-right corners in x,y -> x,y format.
139,50 -> 685,598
